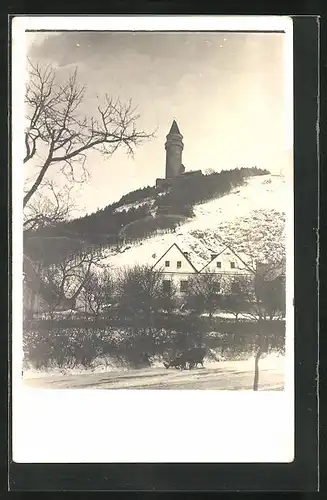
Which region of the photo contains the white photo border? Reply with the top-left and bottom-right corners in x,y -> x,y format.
11,15 -> 294,464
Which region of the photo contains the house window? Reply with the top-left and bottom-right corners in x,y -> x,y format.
216,261 -> 222,268
163,280 -> 171,292
180,280 -> 188,292
230,262 -> 235,269
177,261 -> 182,269
165,260 -> 170,267
231,281 -> 240,293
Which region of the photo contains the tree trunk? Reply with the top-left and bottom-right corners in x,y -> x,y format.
23,159 -> 51,208
253,344 -> 262,391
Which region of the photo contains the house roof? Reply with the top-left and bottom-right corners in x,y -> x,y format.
168,120 -> 181,135
151,243 -> 199,273
199,245 -> 255,274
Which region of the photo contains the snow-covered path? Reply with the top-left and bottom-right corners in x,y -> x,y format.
23,356 -> 284,390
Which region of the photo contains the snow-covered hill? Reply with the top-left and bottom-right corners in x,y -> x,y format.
101,174 -> 288,272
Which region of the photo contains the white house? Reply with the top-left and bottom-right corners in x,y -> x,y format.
199,246 -> 254,275
198,246 -> 255,295
151,243 -> 198,294
151,243 -> 258,296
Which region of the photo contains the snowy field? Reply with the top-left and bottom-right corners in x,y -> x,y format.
23,354 -> 284,390
100,174 -> 287,271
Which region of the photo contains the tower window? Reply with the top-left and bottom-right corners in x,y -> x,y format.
216,261 -> 222,268
165,261 -> 170,267
180,280 -> 188,292
177,261 -> 182,269
230,262 -> 235,269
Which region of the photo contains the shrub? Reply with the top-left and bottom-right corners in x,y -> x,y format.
23,313 -> 284,371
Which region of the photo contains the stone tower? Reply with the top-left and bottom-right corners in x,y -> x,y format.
165,120 -> 185,179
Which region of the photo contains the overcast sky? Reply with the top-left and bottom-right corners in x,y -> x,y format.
25,31 -> 291,215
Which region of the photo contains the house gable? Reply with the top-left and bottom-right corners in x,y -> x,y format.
199,246 -> 254,275
152,243 -> 198,274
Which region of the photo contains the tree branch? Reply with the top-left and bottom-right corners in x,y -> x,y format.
24,60 -> 155,208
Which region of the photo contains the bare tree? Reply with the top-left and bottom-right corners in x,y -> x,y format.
216,224 -> 286,390
71,270 -> 117,368
23,253 -> 55,317
116,264 -> 164,332
186,271 -> 222,318
254,261 -> 286,321
36,238 -> 105,315
222,275 -> 254,321
24,60 -> 154,208
23,180 -> 78,232
157,280 -> 178,315
249,266 -> 285,393
81,269 -> 116,318
221,261 -> 286,391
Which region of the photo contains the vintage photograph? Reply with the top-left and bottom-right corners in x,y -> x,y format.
19,25 -> 292,392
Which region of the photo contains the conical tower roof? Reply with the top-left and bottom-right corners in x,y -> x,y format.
168,120 -> 181,135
